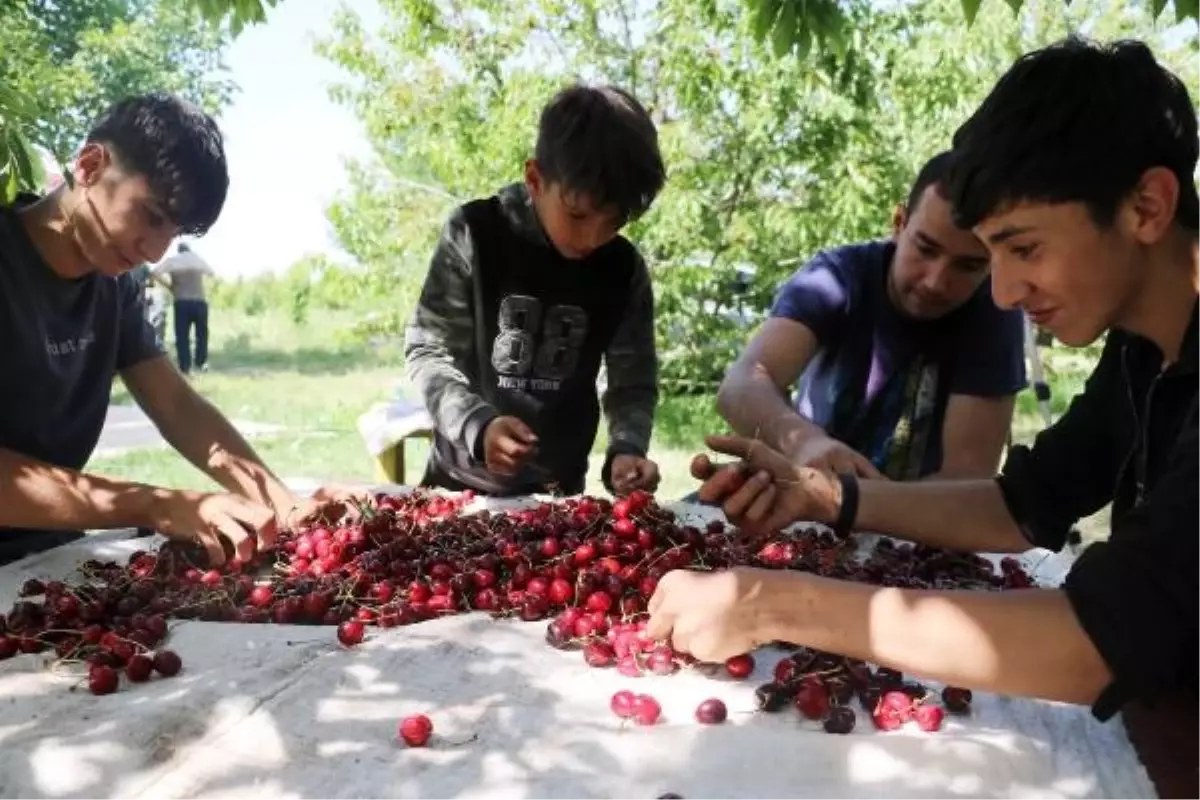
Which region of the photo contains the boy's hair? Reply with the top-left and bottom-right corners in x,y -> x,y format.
947,37 -> 1199,232
86,93 -> 229,236
534,84 -> 665,224
905,150 -> 953,215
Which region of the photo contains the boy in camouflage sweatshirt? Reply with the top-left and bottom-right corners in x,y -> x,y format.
404,84 -> 666,497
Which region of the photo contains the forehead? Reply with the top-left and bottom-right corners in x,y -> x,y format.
553,185 -> 621,220
908,185 -> 987,255
973,201 -> 1099,241
908,185 -> 958,228
555,186 -> 597,211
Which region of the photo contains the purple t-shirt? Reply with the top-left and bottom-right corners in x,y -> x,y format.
771,239 -> 1026,478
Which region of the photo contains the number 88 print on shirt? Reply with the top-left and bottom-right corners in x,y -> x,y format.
491,295 -> 588,391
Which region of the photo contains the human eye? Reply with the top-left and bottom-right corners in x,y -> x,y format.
1010,242 -> 1040,261
143,205 -> 166,228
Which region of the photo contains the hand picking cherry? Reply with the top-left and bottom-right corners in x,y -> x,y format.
1,486 -> 1027,733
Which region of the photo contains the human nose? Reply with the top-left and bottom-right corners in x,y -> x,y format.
989,257 -> 1032,310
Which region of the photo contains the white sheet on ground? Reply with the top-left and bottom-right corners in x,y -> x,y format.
0,496 -> 1150,799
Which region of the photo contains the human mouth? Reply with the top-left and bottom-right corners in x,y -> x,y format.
1026,306 -> 1060,326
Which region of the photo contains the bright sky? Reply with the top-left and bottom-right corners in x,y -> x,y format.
191,0 -> 378,277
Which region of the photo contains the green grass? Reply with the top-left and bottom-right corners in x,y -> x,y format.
100,309 -> 407,488
95,308 -> 716,499
93,306 -> 1102,524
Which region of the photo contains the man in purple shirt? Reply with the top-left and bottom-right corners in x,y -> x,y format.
718,152 -> 1026,480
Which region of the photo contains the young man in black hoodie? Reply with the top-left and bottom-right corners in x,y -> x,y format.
406,84 -> 666,497
646,38 -> 1197,797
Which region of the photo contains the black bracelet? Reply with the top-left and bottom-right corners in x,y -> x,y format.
832,473 -> 859,538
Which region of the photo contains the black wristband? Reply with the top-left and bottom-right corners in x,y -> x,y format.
832,473 -> 859,538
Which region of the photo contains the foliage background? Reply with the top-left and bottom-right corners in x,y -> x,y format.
209,0 -> 1195,396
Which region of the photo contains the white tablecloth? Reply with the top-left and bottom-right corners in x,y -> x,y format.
0,497 -> 1152,799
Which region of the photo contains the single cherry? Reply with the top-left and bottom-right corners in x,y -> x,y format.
695,698 -> 728,724
633,694 -> 662,726
725,653 -> 754,680
398,714 -> 433,747
337,621 -> 365,647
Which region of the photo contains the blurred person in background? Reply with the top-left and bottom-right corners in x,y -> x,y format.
153,241 -> 215,374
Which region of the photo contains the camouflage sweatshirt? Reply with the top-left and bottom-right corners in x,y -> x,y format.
404,183 -> 658,494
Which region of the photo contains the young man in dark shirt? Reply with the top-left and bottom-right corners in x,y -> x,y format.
646,38 -> 1198,797
0,93 -> 334,567
406,84 -> 665,497
719,152 -> 1025,481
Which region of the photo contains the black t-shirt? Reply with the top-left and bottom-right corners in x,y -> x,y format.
0,197 -> 163,473
998,305 -> 1198,719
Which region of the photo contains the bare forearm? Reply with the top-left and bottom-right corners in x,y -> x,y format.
855,478 -> 1030,553
754,569 -> 1110,705
717,367 -> 825,457
158,394 -> 290,509
0,448 -> 161,531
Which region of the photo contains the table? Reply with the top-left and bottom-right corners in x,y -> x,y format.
0,496 -> 1154,799
356,399 -> 435,485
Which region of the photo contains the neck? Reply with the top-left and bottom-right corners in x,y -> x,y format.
16,187 -> 94,280
1119,228 -> 1199,364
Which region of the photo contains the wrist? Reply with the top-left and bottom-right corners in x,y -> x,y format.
206,448 -> 288,508
794,466 -> 844,524
741,567 -> 812,645
830,473 -> 859,537
463,406 -> 500,461
778,426 -> 830,465
126,485 -> 177,532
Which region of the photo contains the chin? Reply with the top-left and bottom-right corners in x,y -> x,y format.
902,301 -> 942,320
94,259 -> 128,278
1050,320 -> 1104,349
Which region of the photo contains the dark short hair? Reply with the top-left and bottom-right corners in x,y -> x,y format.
86,93 -> 229,236
534,84 -> 666,224
905,151 -> 953,216
947,37 -> 1198,231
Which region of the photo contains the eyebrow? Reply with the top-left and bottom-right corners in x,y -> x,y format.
986,225 -> 1036,244
913,231 -> 945,252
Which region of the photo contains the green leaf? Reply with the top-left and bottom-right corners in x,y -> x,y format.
4,164 -> 18,205
1151,0 -> 1168,16
9,129 -> 38,192
752,0 -> 784,43
1003,0 -> 1024,15
960,0 -> 983,24
1175,0 -> 1199,21
0,85 -> 39,120
808,0 -> 847,57
771,0 -> 799,57
793,18 -> 813,60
